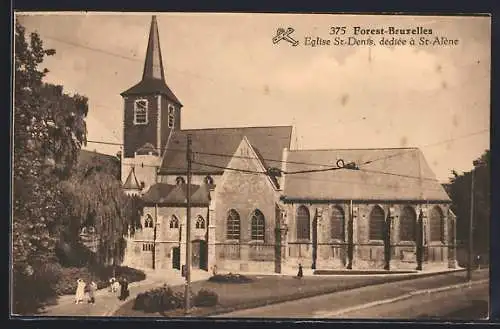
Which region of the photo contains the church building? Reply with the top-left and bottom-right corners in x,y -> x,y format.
120,16 -> 457,274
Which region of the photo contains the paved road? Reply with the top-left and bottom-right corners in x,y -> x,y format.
339,281 -> 489,320
213,269 -> 489,319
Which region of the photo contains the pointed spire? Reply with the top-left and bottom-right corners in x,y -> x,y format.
143,15 -> 165,81
123,167 -> 141,190
121,15 -> 182,105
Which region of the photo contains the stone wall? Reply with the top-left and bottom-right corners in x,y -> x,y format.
213,139 -> 281,271
284,201 -> 452,271
123,205 -> 210,270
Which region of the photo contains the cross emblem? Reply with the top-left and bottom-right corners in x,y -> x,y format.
272,27 -> 299,46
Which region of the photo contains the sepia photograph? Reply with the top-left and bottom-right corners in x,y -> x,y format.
11,12 -> 490,320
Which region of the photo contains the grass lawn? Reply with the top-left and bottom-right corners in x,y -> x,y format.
114,272 -> 451,317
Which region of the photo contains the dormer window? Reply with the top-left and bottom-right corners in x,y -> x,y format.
168,104 -> 175,128
134,99 -> 148,125
204,175 -> 214,185
144,214 -> 154,228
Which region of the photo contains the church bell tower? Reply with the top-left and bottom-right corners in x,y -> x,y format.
120,15 -> 182,191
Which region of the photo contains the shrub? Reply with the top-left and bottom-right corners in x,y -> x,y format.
133,285 -> 197,313
12,261 -> 63,315
193,289 -> 219,307
208,273 -> 253,283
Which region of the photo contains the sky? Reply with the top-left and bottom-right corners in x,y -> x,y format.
15,12 -> 490,182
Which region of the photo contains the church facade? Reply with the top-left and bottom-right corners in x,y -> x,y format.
121,16 -> 457,274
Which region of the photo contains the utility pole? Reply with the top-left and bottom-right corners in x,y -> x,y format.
467,164 -> 476,282
184,135 -> 192,314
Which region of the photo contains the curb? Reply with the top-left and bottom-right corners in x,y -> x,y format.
316,278 -> 489,318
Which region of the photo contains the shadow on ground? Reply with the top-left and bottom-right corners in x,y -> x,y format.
416,300 -> 489,320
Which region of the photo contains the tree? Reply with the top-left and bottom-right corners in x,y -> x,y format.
13,20 -> 88,314
448,150 -> 490,266
60,161 -> 143,270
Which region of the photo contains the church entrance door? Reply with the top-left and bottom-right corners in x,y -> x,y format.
192,240 -> 208,270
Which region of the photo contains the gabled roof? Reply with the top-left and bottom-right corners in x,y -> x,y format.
158,126 -> 292,175
142,183 -> 211,206
123,168 -> 141,190
282,148 -> 451,202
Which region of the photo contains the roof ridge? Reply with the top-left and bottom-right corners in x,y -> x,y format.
150,182 -> 202,187
288,147 -> 420,152
180,125 -> 293,132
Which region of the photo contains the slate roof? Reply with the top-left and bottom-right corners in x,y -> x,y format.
78,149 -> 117,167
123,168 -> 141,190
142,183 -> 211,206
158,126 -> 293,175
120,78 -> 182,105
282,148 -> 451,202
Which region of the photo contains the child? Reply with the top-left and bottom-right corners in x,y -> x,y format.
88,281 -> 97,304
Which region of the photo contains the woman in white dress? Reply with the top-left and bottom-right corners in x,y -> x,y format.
74,279 -> 86,304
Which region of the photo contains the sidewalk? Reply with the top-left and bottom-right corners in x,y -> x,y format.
38,269 -> 210,317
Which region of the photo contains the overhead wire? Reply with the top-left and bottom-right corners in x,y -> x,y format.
88,126 -> 489,182
56,25 -> 488,184
87,127 -> 489,172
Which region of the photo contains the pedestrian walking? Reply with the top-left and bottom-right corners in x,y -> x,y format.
297,263 -> 303,279
112,279 -> 121,294
88,281 -> 97,304
109,277 -> 119,293
119,277 -> 129,300
212,264 -> 218,276
74,279 -> 86,304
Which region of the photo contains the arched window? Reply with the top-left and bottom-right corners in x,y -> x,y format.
369,206 -> 385,240
296,206 -> 310,240
226,209 -> 240,240
330,206 -> 345,240
430,206 -> 444,242
169,215 -> 179,229
400,206 -> 417,242
168,104 -> 175,128
251,209 -> 265,241
144,214 -> 154,228
204,175 -> 214,185
196,215 -> 205,229
134,99 -> 148,125
176,176 -> 185,185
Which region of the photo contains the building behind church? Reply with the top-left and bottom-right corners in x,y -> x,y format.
120,16 -> 457,274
